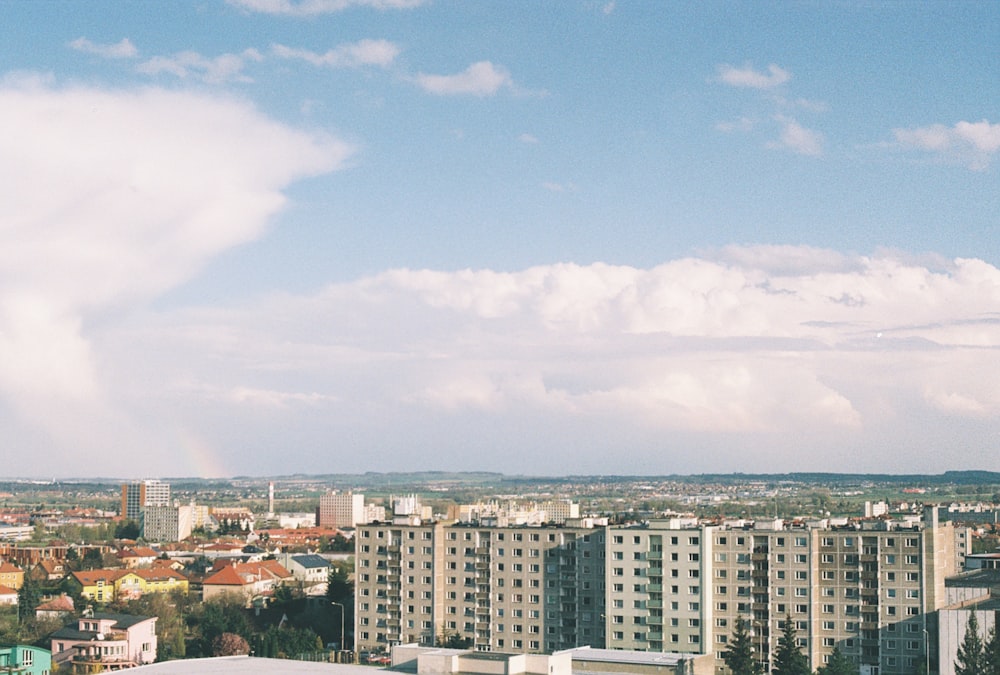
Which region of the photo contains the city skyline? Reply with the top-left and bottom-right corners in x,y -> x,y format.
0,1 -> 997,477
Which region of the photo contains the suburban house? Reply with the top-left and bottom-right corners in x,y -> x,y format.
115,547 -> 160,569
50,613 -> 157,671
0,561 -> 24,590
275,553 -> 331,588
35,594 -> 75,621
0,585 -> 16,606
202,560 -> 292,605
0,644 -> 51,675
31,559 -> 67,583
68,568 -> 189,603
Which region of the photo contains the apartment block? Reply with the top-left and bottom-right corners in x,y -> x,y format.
120,480 -> 170,521
354,522 -> 605,655
606,519 -> 713,654
353,510 -> 967,675
318,492 -> 366,529
141,504 -> 193,542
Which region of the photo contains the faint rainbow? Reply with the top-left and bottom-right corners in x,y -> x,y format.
178,430 -> 229,479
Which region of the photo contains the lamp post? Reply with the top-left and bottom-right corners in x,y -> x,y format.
331,601 -> 345,658
923,628 -> 930,675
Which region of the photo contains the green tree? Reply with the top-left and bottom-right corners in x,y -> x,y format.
817,647 -> 858,675
115,519 -> 141,540
773,615 -> 810,675
985,623 -> 1000,675
17,571 -> 42,620
957,612 -> 986,675
722,616 -> 764,675
64,547 -> 80,571
81,547 -> 104,570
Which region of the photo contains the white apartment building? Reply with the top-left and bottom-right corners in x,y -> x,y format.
354,522 -> 606,655
353,509 -> 968,675
318,492 -> 366,529
141,503 -> 194,542
120,480 -> 170,521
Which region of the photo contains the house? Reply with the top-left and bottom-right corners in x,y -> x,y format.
68,568 -> 189,603
31,559 -> 67,582
116,546 -> 159,569
0,561 -> 23,590
202,560 -> 292,606
275,553 -> 330,588
35,594 -> 75,621
68,569 -> 118,604
114,569 -> 189,601
0,644 -> 51,675
0,585 -> 17,606
50,613 -> 157,671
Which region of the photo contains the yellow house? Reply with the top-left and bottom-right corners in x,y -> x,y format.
71,568 -> 189,603
0,561 -> 24,590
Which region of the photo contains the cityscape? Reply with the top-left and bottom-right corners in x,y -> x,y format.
1,474 -> 1000,673
1,1 -> 998,674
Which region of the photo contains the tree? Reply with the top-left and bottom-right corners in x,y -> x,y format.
722,616 -> 764,675
985,623 -> 1000,675
956,612 -> 986,675
773,615 -> 810,675
17,571 -> 42,620
212,632 -> 250,656
81,547 -> 104,570
817,647 -> 858,675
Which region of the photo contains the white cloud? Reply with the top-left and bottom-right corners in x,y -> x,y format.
894,119 -> 1000,170
0,78 -> 349,472
227,0 -> 424,16
89,248 -> 1000,475
715,117 -> 755,133
717,63 -> 790,89
770,116 -> 824,156
69,37 -> 138,59
415,61 -> 514,97
542,181 -> 576,193
136,49 -> 264,84
518,133 -> 539,144
272,40 -> 400,68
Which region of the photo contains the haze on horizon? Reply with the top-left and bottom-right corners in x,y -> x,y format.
0,1 -> 997,478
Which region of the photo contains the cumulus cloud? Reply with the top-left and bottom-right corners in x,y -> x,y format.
69,37 -> 138,59
136,49 -> 264,84
272,40 -> 400,68
894,119 -> 1000,170
415,61 -> 514,96
770,116 -> 824,156
227,0 -> 424,16
0,78 -> 349,471
90,248 -> 1000,476
717,63 -> 790,89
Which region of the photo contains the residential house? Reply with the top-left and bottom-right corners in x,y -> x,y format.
31,559 -> 67,583
0,644 -> 51,675
275,553 -> 330,588
50,613 -> 157,672
68,568 -> 189,603
0,585 -> 16,606
202,560 -> 292,606
35,594 -> 75,621
0,561 -> 24,590
116,547 -> 159,569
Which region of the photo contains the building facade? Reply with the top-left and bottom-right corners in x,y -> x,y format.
318,492 -> 366,529
120,480 -> 170,521
353,510 -> 968,675
354,522 -> 606,655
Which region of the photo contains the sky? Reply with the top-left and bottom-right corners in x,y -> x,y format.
0,0 -> 998,478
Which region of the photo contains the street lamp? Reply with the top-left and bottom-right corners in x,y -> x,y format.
331,601 -> 345,657
923,628 -> 930,675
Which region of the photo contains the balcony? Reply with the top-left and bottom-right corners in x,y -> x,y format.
646,584 -> 662,593
648,551 -> 663,560
647,615 -> 663,625
647,599 -> 663,609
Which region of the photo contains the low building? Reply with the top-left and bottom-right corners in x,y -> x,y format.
275,553 -> 330,588
202,560 -> 292,606
68,568 -> 189,603
50,613 -> 157,672
35,594 -> 75,621
0,585 -> 16,606
0,644 -> 51,675
0,561 -> 24,590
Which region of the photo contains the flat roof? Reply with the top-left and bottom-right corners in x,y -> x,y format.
564,647 -> 697,666
131,656 -> 382,673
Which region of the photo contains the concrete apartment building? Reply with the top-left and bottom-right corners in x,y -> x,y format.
354,521 -> 606,655
317,492 -> 366,529
120,480 -> 170,521
354,508 -> 967,675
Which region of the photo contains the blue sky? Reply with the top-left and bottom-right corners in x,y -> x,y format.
0,1 -> 997,478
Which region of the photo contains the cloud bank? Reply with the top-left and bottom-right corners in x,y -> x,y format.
93,248 -> 1000,477
0,77 -> 349,470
